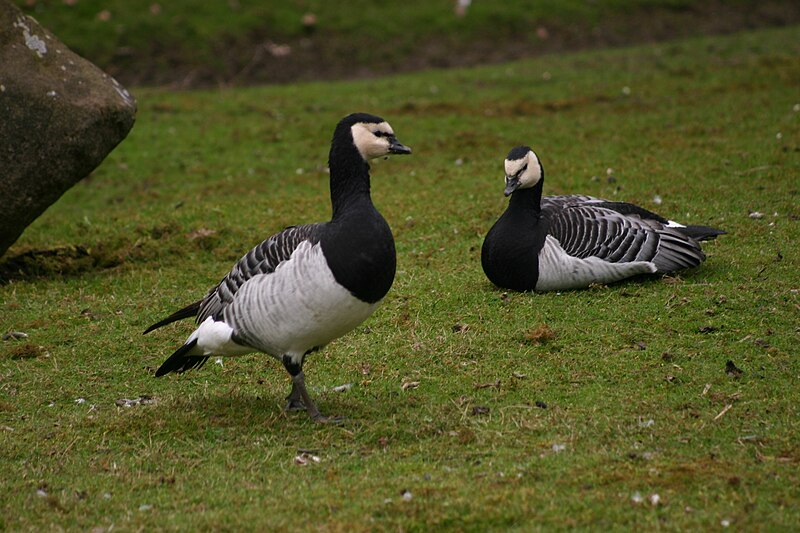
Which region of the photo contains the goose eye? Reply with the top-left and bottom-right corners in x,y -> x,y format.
517,164 -> 528,177
372,131 -> 385,138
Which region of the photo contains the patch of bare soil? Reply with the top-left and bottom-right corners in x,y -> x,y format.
105,0 -> 800,88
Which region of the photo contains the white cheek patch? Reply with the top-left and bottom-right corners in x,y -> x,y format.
351,122 -> 392,160
517,152 -> 542,189
504,160 -> 522,177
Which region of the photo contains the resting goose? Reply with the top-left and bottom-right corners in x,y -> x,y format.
481,146 -> 724,292
145,113 -> 411,422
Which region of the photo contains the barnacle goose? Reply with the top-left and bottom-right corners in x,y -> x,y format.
145,113 -> 411,422
481,146 -> 724,292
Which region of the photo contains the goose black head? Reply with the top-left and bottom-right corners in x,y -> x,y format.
337,113 -> 412,161
503,146 -> 543,196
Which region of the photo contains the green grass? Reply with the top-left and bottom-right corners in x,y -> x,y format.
2,25 -> 799,530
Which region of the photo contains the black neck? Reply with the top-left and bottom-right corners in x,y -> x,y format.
329,142 -> 372,219
508,178 -> 544,214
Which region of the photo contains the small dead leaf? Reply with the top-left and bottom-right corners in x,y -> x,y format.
471,406 -> 490,416
753,338 -> 770,349
699,325 -> 718,333
535,400 -> 548,409
633,341 -> 647,350
401,381 -> 420,391
473,379 -> 500,390
512,371 -> 526,379
524,324 -> 556,344
2,331 -> 28,341
452,323 -> 469,333
187,227 -> 217,240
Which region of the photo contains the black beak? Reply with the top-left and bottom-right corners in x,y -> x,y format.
504,176 -> 520,196
388,137 -> 412,155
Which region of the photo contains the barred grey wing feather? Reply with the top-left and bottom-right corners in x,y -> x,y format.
544,204 -> 704,273
197,223 -> 323,323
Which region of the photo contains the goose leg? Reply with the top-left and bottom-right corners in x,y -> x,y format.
284,381 -> 305,411
282,355 -> 341,423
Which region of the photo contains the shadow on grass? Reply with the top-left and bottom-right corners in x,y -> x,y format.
148,385 -> 374,428
0,225 -> 224,284
0,245 -> 118,284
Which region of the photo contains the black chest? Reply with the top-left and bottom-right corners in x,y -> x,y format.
481,203 -> 548,292
320,208 -> 396,303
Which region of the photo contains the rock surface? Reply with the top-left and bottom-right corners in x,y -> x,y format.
0,0 -> 136,258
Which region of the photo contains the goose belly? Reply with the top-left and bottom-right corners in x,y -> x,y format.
535,236 -> 657,291
224,241 -> 379,356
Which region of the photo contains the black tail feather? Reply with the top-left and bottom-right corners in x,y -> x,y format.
653,232 -> 706,273
144,300 -> 202,334
677,225 -> 726,242
154,338 -> 209,377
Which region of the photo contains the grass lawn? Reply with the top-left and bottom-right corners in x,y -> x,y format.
1,25 -> 799,530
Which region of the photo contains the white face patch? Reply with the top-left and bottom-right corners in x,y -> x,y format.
504,150 -> 542,190
351,121 -> 395,160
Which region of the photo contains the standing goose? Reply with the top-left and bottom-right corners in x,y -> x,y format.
145,113 -> 411,422
481,146 -> 723,292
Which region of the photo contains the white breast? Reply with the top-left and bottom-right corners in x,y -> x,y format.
535,235 -> 657,291
224,241 -> 379,357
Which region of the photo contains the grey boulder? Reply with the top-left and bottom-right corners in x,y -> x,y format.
0,0 -> 136,258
